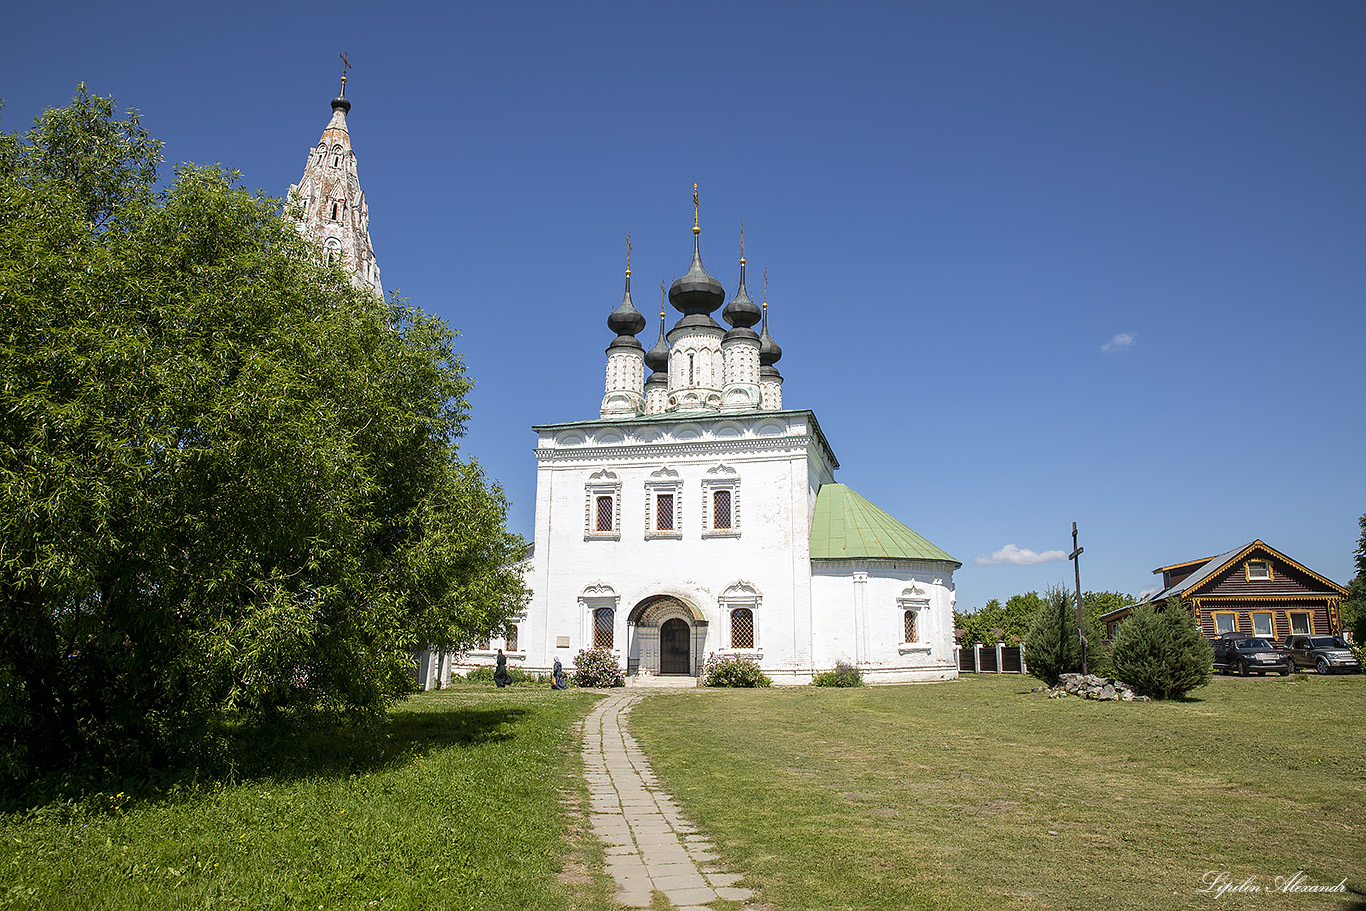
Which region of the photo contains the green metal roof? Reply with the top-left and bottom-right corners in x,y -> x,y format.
810,484 -> 960,566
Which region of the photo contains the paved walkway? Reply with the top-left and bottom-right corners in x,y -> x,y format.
582,693 -> 754,910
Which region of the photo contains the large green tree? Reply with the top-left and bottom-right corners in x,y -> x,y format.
0,87 -> 527,775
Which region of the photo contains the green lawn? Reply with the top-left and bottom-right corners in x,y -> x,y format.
630,674 -> 1366,911
0,689 -> 617,911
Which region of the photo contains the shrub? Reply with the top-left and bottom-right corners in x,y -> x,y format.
1024,586 -> 1110,686
1109,598 -> 1212,700
811,661 -> 863,687
701,654 -> 773,688
571,647 -> 625,688
460,666 -> 553,687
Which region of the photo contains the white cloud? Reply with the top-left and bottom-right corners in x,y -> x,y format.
1102,332 -> 1137,353
1137,586 -> 1163,601
974,544 -> 1068,566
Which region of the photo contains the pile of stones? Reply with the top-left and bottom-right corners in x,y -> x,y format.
1032,673 -> 1150,702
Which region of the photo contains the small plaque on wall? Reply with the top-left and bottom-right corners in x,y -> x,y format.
556,636 -> 571,648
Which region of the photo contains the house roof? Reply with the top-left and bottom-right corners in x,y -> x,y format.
810,483 -> 960,566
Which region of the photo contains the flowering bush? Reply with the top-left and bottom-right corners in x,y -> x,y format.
701,653 -> 772,688
572,647 -> 625,688
811,661 -> 863,687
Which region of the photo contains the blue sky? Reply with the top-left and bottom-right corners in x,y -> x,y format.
4,1 -> 1363,611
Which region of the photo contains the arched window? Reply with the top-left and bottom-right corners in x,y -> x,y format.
904,610 -> 917,644
712,489 -> 732,530
731,608 -> 754,648
504,623 -> 519,652
331,201 -> 339,220
594,607 -> 615,649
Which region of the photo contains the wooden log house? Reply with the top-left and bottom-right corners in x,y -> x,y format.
1100,540 -> 1348,641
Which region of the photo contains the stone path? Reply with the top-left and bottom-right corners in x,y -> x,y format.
582,693 -> 755,910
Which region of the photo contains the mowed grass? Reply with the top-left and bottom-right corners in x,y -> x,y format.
630,674 -> 1366,911
0,690 -> 617,911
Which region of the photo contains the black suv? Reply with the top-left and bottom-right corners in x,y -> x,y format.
1284,635 -> 1362,675
1212,634 -> 1292,676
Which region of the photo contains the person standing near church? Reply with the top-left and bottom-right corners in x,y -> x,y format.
551,657 -> 567,690
493,649 -> 511,688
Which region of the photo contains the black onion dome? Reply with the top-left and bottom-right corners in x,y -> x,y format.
722,259 -> 762,330
668,230 -> 725,324
607,272 -> 647,338
644,308 -> 669,374
759,306 -> 783,368
331,95 -> 352,115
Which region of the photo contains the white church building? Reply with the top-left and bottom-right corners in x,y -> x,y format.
286,80 -> 960,687
463,204 -> 962,686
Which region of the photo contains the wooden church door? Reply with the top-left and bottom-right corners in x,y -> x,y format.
659,618 -> 690,674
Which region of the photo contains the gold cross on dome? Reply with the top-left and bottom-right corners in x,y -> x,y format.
339,52 -> 351,93
626,232 -> 632,274
693,183 -> 699,228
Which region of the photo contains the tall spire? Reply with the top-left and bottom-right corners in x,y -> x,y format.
287,58 -> 381,296
606,234 -> 646,350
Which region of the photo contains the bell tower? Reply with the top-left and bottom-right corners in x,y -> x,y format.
287,54 -> 382,296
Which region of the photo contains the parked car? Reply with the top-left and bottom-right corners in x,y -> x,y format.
1212,634 -> 1293,676
1284,635 -> 1362,675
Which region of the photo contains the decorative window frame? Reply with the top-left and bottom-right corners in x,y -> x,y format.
897,586 -> 932,655
578,582 -> 622,656
701,463 -> 741,538
1288,611 -> 1314,636
718,580 -> 762,656
584,468 -> 622,540
1212,611 -> 1239,635
644,466 -> 683,540
1245,560 -> 1273,582
1250,611 -> 1275,639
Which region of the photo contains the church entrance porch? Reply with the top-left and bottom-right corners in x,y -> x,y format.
626,595 -> 707,678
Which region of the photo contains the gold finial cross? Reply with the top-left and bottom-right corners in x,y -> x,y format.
763,269 -> 769,309
740,221 -> 746,263
626,232 -> 632,274
693,183 -> 699,229
660,279 -> 667,319
339,52 -> 351,92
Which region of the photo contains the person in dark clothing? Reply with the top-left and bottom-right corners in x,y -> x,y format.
493,649 -> 512,688
550,657 -> 568,690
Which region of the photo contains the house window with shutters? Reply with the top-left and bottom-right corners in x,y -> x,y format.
584,469 -> 621,540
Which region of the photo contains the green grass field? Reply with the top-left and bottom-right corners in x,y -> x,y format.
0,689 -> 619,911
3,676 -> 1362,911
631,674 -> 1365,911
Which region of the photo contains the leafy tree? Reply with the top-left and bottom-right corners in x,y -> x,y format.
1109,599 -> 1212,699
956,594 -> 1043,645
1342,513 -> 1366,656
1081,590 -> 1136,628
0,87 -> 527,777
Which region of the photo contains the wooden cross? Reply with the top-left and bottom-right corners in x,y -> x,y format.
1069,522 -> 1088,675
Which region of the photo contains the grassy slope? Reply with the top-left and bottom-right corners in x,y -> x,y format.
630,675 -> 1366,911
0,690 -> 617,911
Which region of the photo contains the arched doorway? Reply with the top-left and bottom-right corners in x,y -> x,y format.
660,618 -> 690,675
626,595 -> 707,677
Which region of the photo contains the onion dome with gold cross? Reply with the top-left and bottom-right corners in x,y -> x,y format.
606,266 -> 646,352
668,185 -> 726,329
